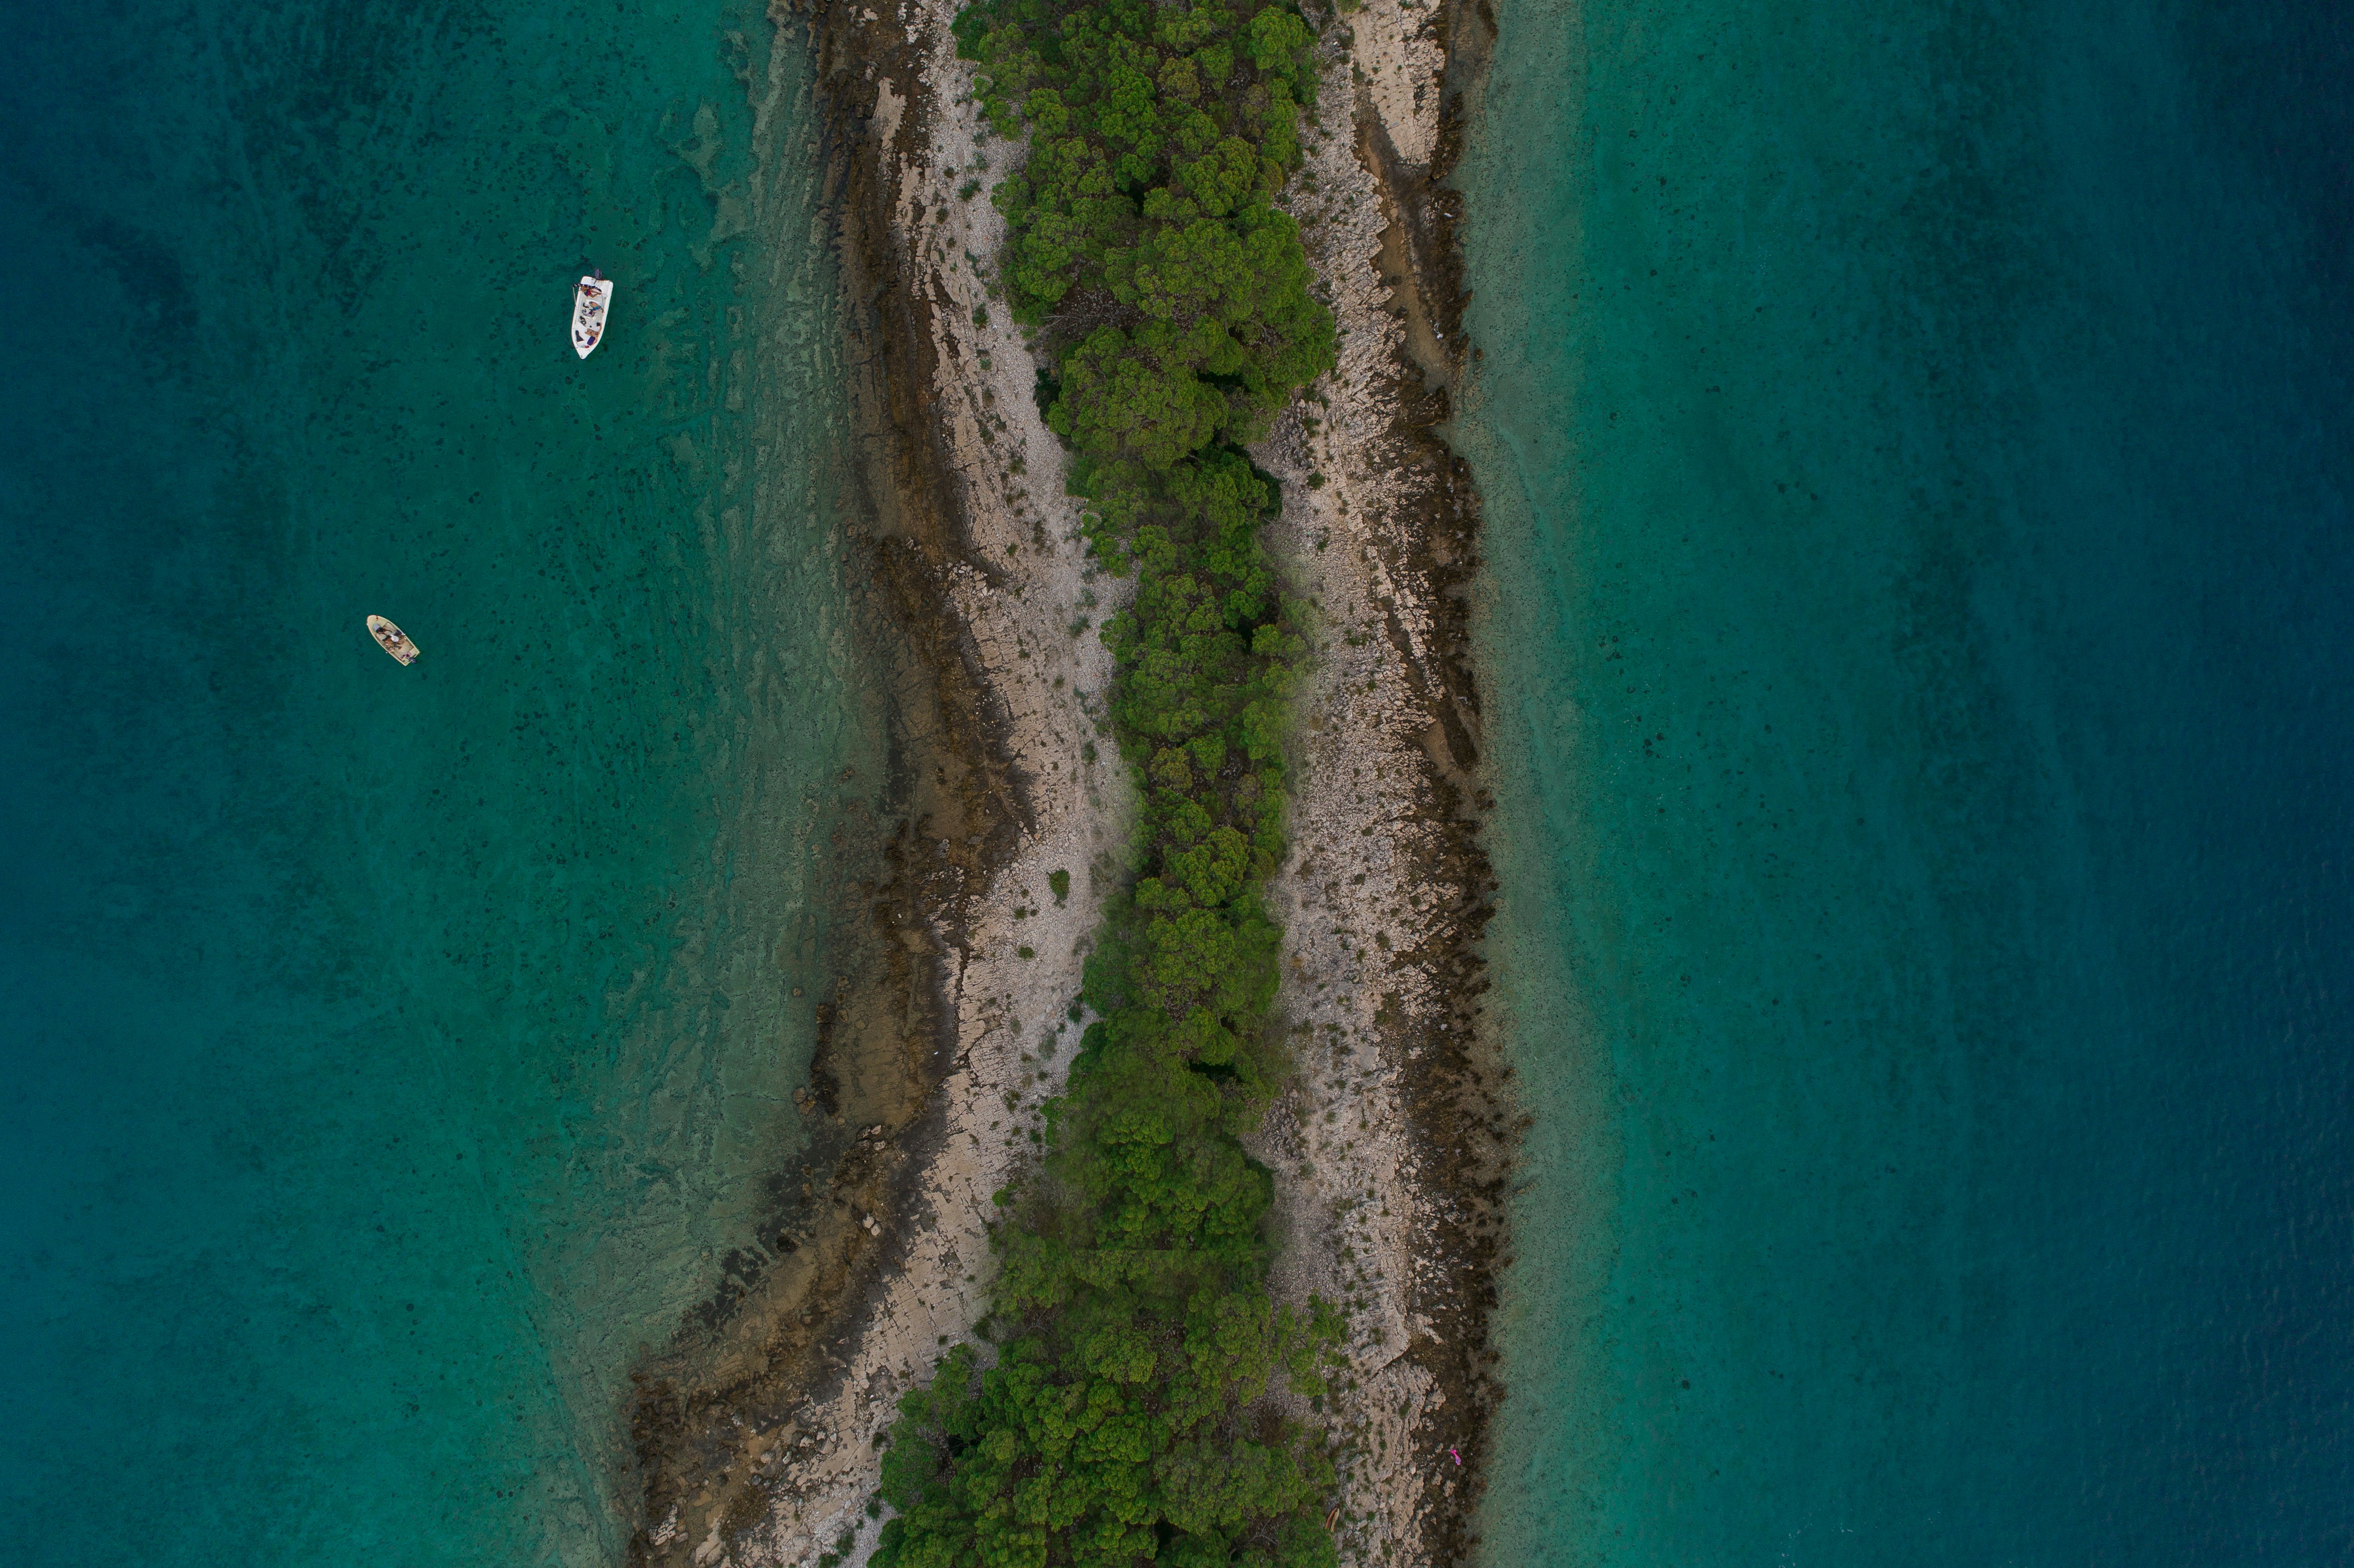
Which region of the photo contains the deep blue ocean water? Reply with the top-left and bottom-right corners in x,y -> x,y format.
0,3 -> 869,1562
1458,0 -> 2354,1561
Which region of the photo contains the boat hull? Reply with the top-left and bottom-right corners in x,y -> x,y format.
366,615 -> 420,665
572,275 -> 613,358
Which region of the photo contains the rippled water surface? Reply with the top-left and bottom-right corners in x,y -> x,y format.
1457,0 -> 2354,1559
0,4 -> 872,1562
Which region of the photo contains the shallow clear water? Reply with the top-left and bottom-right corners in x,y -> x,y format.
0,4 -> 871,1562
1457,0 -> 2354,1560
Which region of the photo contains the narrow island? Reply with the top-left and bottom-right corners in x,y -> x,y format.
620,0 -> 1513,1561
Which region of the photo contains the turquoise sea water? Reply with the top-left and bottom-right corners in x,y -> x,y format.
1,4 -> 869,1563
1459,0 -> 2354,1560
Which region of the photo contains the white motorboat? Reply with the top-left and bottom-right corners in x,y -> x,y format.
572,273 -> 614,358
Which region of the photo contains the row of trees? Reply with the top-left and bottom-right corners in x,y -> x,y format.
870,0 -> 1343,1564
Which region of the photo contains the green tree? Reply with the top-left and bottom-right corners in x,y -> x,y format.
874,0 -> 1340,1562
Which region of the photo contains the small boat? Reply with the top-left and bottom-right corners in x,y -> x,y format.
367,615 -> 420,666
572,273 -> 614,358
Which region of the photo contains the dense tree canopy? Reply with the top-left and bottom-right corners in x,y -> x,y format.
960,0 -> 1333,518
872,0 -> 1338,1562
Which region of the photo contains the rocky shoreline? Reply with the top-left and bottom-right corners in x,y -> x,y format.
618,0 -> 1516,1562
1248,1 -> 1513,1561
